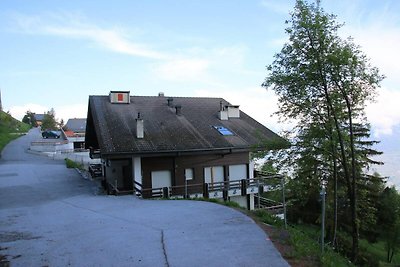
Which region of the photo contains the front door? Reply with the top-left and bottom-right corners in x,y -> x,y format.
122,164 -> 133,190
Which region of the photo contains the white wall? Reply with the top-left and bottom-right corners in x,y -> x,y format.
249,194 -> 255,210
249,160 -> 255,179
30,141 -> 73,153
230,196 -> 248,209
133,157 -> 142,185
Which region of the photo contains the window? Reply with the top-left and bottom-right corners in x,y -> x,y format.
151,170 -> 172,188
213,126 -> 234,136
185,168 -> 194,180
204,166 -> 224,183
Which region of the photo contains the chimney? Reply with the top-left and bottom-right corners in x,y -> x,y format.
218,101 -> 228,120
227,105 -> 240,118
136,112 -> 144,138
158,92 -> 165,97
167,98 -> 174,107
175,105 -> 182,116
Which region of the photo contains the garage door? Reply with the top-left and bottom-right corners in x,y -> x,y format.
229,164 -> 247,181
151,170 -> 172,188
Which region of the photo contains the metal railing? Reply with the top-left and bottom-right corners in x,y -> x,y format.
254,195 -> 284,211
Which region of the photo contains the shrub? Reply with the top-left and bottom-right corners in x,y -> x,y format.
64,158 -> 84,170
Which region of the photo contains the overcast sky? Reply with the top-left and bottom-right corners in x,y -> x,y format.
1,0 -> 399,185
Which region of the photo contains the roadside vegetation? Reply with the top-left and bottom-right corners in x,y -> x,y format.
0,110 -> 30,153
251,210 -> 353,267
195,197 -> 353,266
64,158 -> 84,170
256,0 -> 399,266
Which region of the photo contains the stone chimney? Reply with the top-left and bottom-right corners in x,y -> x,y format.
175,105 -> 182,116
227,105 -> 240,118
218,101 -> 228,120
136,112 -> 144,138
167,98 -> 174,107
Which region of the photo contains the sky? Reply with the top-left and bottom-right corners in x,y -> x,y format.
1,0 -> 399,186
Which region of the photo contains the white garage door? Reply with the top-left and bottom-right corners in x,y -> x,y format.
229,164 -> 247,181
204,166 -> 224,184
151,170 -> 172,188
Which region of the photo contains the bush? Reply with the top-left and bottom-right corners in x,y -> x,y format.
253,209 -> 284,227
64,158 -> 84,170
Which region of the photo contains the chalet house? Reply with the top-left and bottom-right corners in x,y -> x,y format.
34,113 -> 45,126
85,91 -> 283,210
64,118 -> 87,150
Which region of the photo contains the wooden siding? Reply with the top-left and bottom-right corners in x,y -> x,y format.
141,152 -> 249,189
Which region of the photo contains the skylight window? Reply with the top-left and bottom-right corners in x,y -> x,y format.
213,126 -> 234,136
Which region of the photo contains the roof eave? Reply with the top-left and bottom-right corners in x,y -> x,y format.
100,146 -> 252,159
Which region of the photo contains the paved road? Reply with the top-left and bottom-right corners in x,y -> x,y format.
0,129 -> 289,267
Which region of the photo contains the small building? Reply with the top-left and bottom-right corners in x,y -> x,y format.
85,91 -> 284,210
64,118 -> 87,150
34,114 -> 45,126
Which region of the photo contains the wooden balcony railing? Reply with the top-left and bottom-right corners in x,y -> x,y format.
132,174 -> 284,200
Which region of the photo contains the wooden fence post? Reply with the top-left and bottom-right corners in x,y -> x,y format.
203,183 -> 209,199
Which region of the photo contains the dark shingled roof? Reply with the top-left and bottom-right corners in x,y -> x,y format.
85,95 -> 282,156
34,114 -> 45,121
65,118 -> 87,133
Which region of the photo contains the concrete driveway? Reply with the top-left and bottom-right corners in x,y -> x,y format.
0,128 -> 289,267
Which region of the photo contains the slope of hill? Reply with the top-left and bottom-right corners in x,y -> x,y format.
0,111 -> 30,153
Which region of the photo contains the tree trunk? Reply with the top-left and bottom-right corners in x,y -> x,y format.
327,107 -> 338,247
332,156 -> 338,246
342,88 -> 359,261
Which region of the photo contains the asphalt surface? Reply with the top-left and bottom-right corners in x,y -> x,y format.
0,128 -> 289,267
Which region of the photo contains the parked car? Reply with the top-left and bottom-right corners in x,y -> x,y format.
42,130 -> 61,139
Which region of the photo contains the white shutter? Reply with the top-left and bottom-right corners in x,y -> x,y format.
204,166 -> 224,183
151,170 -> 171,188
229,164 -> 247,181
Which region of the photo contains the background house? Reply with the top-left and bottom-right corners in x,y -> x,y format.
64,118 -> 87,150
34,113 -> 45,126
85,91 -> 284,209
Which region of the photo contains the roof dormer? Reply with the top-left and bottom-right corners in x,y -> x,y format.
109,91 -> 130,104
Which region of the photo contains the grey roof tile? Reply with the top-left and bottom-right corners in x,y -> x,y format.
65,118 -> 87,132
86,95 -> 282,155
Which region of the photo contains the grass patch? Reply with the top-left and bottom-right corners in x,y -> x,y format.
359,239 -> 400,266
251,210 -> 353,266
183,197 -> 244,209
64,158 -> 84,170
0,111 -> 30,153
253,209 -> 285,227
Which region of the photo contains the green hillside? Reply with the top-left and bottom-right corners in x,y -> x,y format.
0,111 -> 30,152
